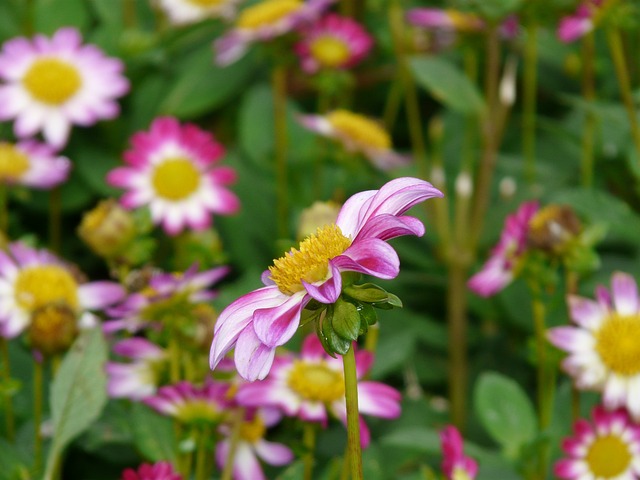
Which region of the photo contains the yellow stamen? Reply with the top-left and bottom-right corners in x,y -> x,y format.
239,415 -> 266,444
595,313 -> 640,376
187,0 -> 225,6
452,468 -> 473,480
14,265 -> 79,312
23,57 -> 82,105
528,205 -> 564,233
585,434 -> 631,478
176,401 -> 222,424
269,224 -> 351,295
310,36 -> 350,68
447,10 -> 482,31
236,0 -> 302,30
0,143 -> 30,181
152,157 -> 201,201
326,110 -> 391,150
287,360 -> 345,403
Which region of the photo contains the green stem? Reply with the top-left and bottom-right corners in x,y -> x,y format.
0,338 -> 14,441
363,323 -> 379,353
195,426 -> 209,480
221,408 -> 245,480
0,184 -> 8,237
447,261 -> 469,430
302,422 -> 317,480
272,66 -> 289,240
123,0 -> 137,28
581,33 -> 597,187
49,187 -> 62,254
523,23 -> 538,184
34,358 -> 44,475
383,77 -> 403,131
343,343 -> 362,480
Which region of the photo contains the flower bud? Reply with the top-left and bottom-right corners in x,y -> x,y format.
78,199 -> 135,258
28,303 -> 78,356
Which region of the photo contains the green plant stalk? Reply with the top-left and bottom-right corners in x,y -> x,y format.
272,66 -> 289,239
34,358 -> 44,475
49,188 -> 62,254
195,426 -> 209,480
343,343 -> 363,480
383,77 -> 403,131
0,184 -> 7,236
447,261 -> 469,429
523,23 -> 538,184
221,408 -> 245,480
581,33 -> 597,187
302,422 -> 317,480
124,0 -> 137,28
0,338 -> 14,441
363,322 -> 379,353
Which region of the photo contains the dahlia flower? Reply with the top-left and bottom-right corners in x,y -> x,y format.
295,14 -> 373,74
549,272 -> 640,419
554,406 -> 640,479
210,177 -> 443,381
440,426 -> 478,480
144,381 -> 231,424
0,242 -> 124,338
557,1 -> 603,43
107,116 -> 239,236
157,0 -> 241,25
0,27 -> 129,148
236,334 -> 401,446
298,110 -> 410,171
0,140 -> 70,189
121,461 -> 182,480
214,0 -> 334,66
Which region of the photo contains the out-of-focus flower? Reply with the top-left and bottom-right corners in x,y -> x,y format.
0,27 -> 129,148
106,337 -> 167,400
157,0 -> 241,25
0,140 -> 70,189
554,406 -> 640,479
295,14 -> 373,74
121,461 -> 182,480
78,199 -> 136,258
298,110 -> 410,170
296,200 -> 341,241
209,177 -> 442,381
237,335 -> 401,446
549,272 -> 640,419
0,242 -> 124,339
440,426 -> 478,480
406,8 -> 484,33
557,1 -> 604,43
107,117 -> 239,236
214,0 -> 334,66
215,408 -> 293,480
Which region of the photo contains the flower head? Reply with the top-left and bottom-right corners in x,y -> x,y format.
0,27 -> 129,148
557,1 -> 604,43
214,0 -> 334,66
210,177 -> 443,381
298,110 -> 410,171
554,406 -> 640,479
157,0 -> 241,25
295,14 -> 373,74
121,461 -> 182,480
441,426 -> 478,480
107,116 -> 239,236
0,140 -> 70,189
78,199 -> 136,258
549,272 -> 640,419
0,242 -> 124,339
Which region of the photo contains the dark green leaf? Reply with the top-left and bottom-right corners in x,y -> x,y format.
130,403 -> 177,463
331,298 -> 360,341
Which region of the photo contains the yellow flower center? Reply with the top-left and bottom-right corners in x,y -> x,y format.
452,468 -> 473,480
326,110 -> 391,150
447,10 -> 481,31
236,0 -> 302,30
310,36 -> 351,68
0,143 -> 30,181
269,224 -> 351,295
187,0 -> 225,6
585,434 -> 631,478
528,205 -> 563,233
175,400 -> 223,424
152,157 -> 201,201
287,360 -> 345,403
14,265 -> 79,312
239,415 -> 266,444
23,57 -> 82,105
595,313 -> 640,376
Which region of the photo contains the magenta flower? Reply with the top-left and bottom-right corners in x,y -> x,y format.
0,140 -> 70,189
554,406 -> 640,479
210,177 -> 443,381
107,117 -> 239,236
406,8 -> 484,33
0,27 -> 129,148
236,334 -> 401,446
295,14 -> 373,74
144,381 -> 231,424
557,1 -> 603,43
441,426 -> 478,480
121,462 -> 182,480
467,201 -> 539,297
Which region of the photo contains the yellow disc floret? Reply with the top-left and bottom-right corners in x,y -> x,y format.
187,0 -> 225,6
269,224 -> 351,295
14,265 -> 79,312
152,157 -> 201,201
239,415 -> 267,444
327,110 -> 391,150
595,314 -> 640,376
585,434 -> 632,478
0,143 -> 30,181
287,360 -> 345,402
176,400 -> 223,424
23,58 -> 82,105
236,0 -> 302,29
310,36 -> 350,68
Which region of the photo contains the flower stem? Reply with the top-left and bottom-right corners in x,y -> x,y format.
363,323 -> 379,353
302,422 -> 317,480
447,261 -> 469,430
195,426 -> 209,480
581,32 -> 597,187
272,65 -> 289,240
34,357 -> 44,475
221,408 -> 245,480
523,23 -> 538,184
342,343 -> 362,480
49,187 -> 62,254
0,184 -> 8,236
0,338 -> 14,441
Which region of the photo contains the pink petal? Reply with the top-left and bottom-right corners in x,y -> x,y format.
611,271 -> 639,316
302,261 -> 341,304
254,439 -> 294,466
335,238 -> 400,280
234,326 -> 276,381
78,282 -> 125,309
357,381 -> 401,419
252,292 -> 308,348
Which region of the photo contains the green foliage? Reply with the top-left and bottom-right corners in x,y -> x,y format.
129,403 -> 177,463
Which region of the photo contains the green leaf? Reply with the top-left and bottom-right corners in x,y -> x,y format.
474,372 -> 537,458
409,56 -> 485,115
44,328 -> 108,479
343,283 -> 390,303
130,403 -> 177,463
331,298 -> 360,341
0,437 -> 28,480
380,427 -> 441,454
34,0 -> 89,34
472,0 -> 522,20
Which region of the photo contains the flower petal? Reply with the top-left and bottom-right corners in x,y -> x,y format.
302,261 -> 341,304
335,238 -> 400,280
252,292 -> 308,348
234,326 -> 276,381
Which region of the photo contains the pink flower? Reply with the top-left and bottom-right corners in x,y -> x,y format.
557,1 -> 605,43
209,177 -> 442,381
0,140 -> 70,189
295,14 -> 373,74
121,462 -> 182,480
107,117 -> 239,236
441,426 -> 478,480
406,8 -> 484,33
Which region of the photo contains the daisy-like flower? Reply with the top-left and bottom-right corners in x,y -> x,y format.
106,337 -> 167,400
298,109 -> 410,171
209,177 -> 443,381
441,426 -> 478,480
0,242 -> 124,339
295,14 -> 373,74
549,272 -> 640,419
215,408 -> 294,480
121,461 -> 182,480
557,1 -> 603,43
157,0 -> 241,25
237,334 -> 401,446
107,117 -> 239,236
0,140 -> 70,189
406,8 -> 484,33
467,201 -> 539,297
0,27 -> 129,148
214,0 -> 335,66
554,405 -> 640,479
